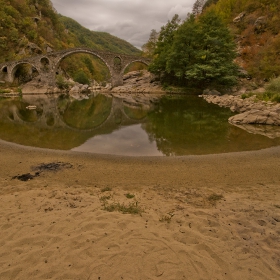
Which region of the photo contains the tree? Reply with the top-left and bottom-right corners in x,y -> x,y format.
74,70 -> 90,85
142,29 -> 158,58
166,14 -> 199,84
149,10 -> 238,87
148,14 -> 181,81
184,10 -> 238,86
192,0 -> 207,15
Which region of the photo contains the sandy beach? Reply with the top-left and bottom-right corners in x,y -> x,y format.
0,139 -> 280,280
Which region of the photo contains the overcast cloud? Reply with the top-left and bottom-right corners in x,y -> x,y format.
51,0 -> 196,49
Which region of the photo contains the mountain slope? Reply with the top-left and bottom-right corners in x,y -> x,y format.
0,0 -> 140,64
204,0 -> 280,80
59,16 -> 140,55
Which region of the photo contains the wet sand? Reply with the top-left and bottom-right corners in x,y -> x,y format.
0,139 -> 280,279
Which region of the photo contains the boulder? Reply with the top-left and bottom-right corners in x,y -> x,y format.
202,89 -> 221,96
233,12 -> 246,23
69,85 -> 80,94
26,42 -> 42,54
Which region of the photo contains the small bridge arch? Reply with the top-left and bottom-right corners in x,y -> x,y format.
121,59 -> 150,76
11,61 -> 40,84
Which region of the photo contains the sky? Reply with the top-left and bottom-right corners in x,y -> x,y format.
51,0 -> 196,49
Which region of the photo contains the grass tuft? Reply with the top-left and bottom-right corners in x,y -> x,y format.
103,201 -> 142,215
208,194 -> 224,204
101,186 -> 112,192
159,215 -> 172,223
125,193 -> 135,199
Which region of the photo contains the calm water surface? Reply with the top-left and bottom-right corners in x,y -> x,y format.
1,93 -> 280,156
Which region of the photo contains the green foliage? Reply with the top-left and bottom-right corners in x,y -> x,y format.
56,74 -> 69,89
125,193 -> 135,199
142,29 -> 158,58
73,70 -> 90,85
148,14 -> 181,81
149,11 -> 238,87
103,201 -> 142,215
204,0 -> 280,80
265,77 -> 280,92
59,16 -> 140,55
101,187 -> 112,192
0,0 -> 140,67
241,89 -> 280,103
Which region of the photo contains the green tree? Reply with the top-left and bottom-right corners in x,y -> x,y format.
184,10 -> 238,86
150,10 -> 238,87
142,29 -> 158,58
148,14 -> 181,81
74,70 -> 90,85
166,14 -> 199,84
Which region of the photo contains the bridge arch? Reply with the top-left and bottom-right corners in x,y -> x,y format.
1,66 -> 8,73
0,65 -> 8,81
54,49 -> 113,79
40,57 -> 50,69
121,59 -> 149,76
11,62 -> 39,84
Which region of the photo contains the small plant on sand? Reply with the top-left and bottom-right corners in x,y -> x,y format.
208,193 -> 224,205
159,212 -> 174,223
101,186 -> 112,192
159,215 -> 172,223
103,201 -> 142,215
125,193 -> 135,199
99,195 -> 111,203
274,204 -> 280,209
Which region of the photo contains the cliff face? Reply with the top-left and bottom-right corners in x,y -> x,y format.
204,0 -> 280,81
0,0 -> 140,63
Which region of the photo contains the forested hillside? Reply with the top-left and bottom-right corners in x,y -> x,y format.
0,0 -> 140,63
0,0 -> 140,84
202,0 -> 280,80
144,0 -> 280,89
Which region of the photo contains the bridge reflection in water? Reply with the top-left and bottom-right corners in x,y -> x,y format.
1,93 -> 280,156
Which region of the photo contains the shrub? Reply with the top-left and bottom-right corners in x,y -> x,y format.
265,77 -> 280,93
74,70 -> 90,85
56,74 -> 69,89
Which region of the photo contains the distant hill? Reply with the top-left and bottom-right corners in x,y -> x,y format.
59,16 -> 140,55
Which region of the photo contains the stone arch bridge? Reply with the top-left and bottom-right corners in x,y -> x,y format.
0,48 -> 151,87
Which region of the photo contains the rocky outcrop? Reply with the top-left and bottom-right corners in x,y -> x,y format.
203,94 -> 280,126
20,70 -> 162,96
111,70 -> 163,94
233,12 -> 246,23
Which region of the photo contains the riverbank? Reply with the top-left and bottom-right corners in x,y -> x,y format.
0,140 -> 280,279
203,92 -> 280,126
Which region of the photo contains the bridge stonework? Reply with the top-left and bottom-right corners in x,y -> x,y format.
0,48 -> 151,87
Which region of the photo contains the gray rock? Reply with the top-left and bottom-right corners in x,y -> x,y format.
233,12 -> 246,23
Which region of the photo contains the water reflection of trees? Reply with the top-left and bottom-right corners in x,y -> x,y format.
144,96 -> 280,156
1,95 -> 280,155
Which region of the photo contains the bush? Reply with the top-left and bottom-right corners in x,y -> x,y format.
265,77 -> 280,93
272,94 -> 280,103
56,74 -> 69,89
74,70 -> 90,85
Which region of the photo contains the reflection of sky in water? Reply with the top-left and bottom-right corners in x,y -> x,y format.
72,124 -> 164,156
